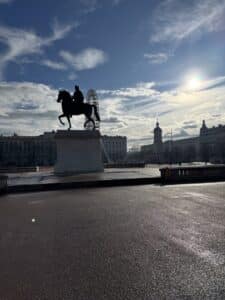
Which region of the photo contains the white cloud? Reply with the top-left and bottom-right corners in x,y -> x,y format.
98,82 -> 157,98
0,81 -> 87,135
0,81 -> 58,135
144,52 -> 169,64
1,76 -> 225,146
41,59 -> 67,70
151,0 -> 225,43
0,21 -> 75,79
49,20 -> 76,44
60,48 -> 108,71
198,76 -> 225,91
0,81 -> 57,114
98,76 -> 225,146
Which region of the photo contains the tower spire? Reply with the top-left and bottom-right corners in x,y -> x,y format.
200,119 -> 207,136
154,120 -> 162,145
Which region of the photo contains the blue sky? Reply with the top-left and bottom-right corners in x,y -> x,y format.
0,0 -> 225,147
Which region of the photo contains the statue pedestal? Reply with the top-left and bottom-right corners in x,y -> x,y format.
54,130 -> 104,175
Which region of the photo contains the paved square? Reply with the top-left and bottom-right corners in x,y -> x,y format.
1,183 -> 225,299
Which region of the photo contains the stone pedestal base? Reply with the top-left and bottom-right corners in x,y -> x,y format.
54,130 -> 104,175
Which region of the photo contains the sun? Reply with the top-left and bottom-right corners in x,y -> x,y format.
188,77 -> 201,90
185,73 -> 203,91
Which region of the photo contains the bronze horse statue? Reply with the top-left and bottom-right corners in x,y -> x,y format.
57,90 -> 100,130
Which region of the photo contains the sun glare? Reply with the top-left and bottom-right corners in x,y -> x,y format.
185,73 -> 203,91
188,77 -> 201,90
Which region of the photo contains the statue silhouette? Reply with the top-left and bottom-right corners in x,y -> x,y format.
73,85 -> 84,105
57,90 -> 100,130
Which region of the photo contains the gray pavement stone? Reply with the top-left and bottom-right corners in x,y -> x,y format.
0,182 -> 225,299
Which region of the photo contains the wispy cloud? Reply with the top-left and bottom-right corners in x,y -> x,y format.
98,82 -> 157,98
41,59 -> 67,70
79,0 -> 98,13
79,0 -> 124,13
144,52 -> 170,64
180,76 -> 225,92
98,76 -> 225,145
60,48 -> 108,71
1,76 -> 225,146
0,21 -> 75,79
102,117 -> 122,123
68,73 -> 77,80
151,0 -> 225,43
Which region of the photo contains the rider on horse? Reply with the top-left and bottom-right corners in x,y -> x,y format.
73,85 -> 84,105
70,85 -> 84,117
57,88 -> 100,130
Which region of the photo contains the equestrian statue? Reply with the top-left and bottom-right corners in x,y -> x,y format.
57,85 -> 100,130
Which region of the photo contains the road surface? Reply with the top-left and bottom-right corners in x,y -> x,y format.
1,182 -> 225,299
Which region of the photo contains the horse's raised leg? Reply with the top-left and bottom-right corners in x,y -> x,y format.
58,114 -> 65,125
67,115 -> 71,130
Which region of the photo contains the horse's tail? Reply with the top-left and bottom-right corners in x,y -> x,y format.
92,105 -> 100,121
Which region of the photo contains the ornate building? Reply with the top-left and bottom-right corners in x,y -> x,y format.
141,120 -> 225,164
0,132 -> 56,167
0,132 -> 127,167
141,121 -> 165,163
199,120 -> 225,163
101,135 -> 127,163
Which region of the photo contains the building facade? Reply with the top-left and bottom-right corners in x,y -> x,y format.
101,135 -> 127,163
0,132 -> 57,167
141,121 -> 225,164
0,132 -> 127,167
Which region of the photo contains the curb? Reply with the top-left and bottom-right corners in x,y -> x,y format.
6,177 -> 225,195
7,177 -> 161,194
161,177 -> 225,185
